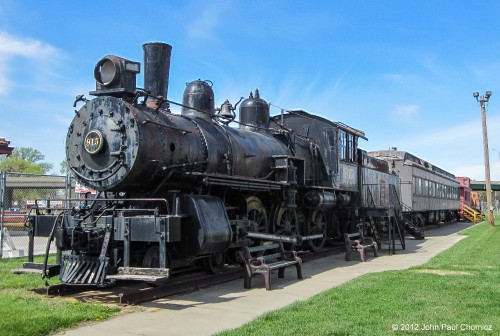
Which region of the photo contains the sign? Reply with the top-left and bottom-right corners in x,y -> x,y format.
75,182 -> 97,194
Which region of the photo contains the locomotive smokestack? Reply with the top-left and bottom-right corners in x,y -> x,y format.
143,42 -> 172,98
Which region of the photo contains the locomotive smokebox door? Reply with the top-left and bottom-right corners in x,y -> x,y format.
180,195 -> 232,257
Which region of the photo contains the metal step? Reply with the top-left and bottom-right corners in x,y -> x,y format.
107,267 -> 170,285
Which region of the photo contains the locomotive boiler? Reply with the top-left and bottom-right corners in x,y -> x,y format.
34,42 -> 385,286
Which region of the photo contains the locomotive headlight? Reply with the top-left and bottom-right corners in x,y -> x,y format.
94,57 -> 120,86
90,55 -> 140,97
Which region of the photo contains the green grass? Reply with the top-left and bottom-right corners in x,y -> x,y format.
1,218 -> 498,335
218,220 -> 500,336
0,256 -> 120,336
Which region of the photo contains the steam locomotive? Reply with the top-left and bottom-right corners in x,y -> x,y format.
33,42 -> 404,285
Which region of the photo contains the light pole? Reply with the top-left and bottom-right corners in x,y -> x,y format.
473,91 -> 494,226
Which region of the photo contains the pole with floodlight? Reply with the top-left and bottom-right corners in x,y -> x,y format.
473,91 -> 494,226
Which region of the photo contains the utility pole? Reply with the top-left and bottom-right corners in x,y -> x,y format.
473,91 -> 494,226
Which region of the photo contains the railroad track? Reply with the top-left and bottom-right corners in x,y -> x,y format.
33,245 -> 344,305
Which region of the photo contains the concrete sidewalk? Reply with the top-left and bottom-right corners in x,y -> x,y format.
56,222 -> 473,336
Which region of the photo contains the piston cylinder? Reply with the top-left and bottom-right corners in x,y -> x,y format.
303,190 -> 336,209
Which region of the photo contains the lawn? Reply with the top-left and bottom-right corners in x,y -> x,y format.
218,220 -> 500,336
0,219 -> 498,336
0,256 -> 120,336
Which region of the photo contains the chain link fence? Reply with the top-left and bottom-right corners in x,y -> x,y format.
0,172 -> 74,259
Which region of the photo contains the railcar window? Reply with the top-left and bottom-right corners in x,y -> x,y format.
327,129 -> 336,148
347,133 -> 354,162
353,136 -> 358,161
415,177 -> 422,195
338,130 -> 346,161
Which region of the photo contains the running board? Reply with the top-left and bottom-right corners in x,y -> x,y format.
246,232 -> 324,245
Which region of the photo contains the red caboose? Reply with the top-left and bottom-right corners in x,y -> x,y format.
456,176 -> 472,209
456,176 -> 483,223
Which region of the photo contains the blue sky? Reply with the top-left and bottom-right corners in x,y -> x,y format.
0,0 -> 499,180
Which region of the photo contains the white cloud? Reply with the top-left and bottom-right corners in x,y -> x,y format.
0,31 -> 58,58
453,161 -> 500,181
0,31 -> 61,95
393,104 -> 420,119
390,114 -> 500,180
420,55 -> 447,79
0,55 -> 8,95
185,2 -> 231,41
384,73 -> 404,82
400,115 -> 500,148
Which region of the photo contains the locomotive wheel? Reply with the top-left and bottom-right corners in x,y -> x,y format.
307,209 -> 327,252
203,253 -> 225,274
273,207 -> 298,235
246,196 -> 268,233
142,245 -> 160,268
272,207 -> 298,251
142,245 -> 171,269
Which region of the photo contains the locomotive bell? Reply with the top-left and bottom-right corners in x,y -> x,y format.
218,100 -> 234,119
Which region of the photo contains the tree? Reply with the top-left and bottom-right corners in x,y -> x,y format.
0,147 -> 53,174
60,159 -> 69,175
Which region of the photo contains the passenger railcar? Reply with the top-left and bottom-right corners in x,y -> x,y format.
369,150 -> 460,223
359,152 -> 401,209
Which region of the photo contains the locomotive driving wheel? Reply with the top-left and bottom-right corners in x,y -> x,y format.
142,245 -> 171,269
307,209 -> 327,252
272,206 -> 298,251
272,206 -> 298,238
143,245 -> 160,268
246,196 -> 268,233
203,253 -> 225,274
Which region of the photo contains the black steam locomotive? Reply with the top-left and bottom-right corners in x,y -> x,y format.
33,42 -> 401,285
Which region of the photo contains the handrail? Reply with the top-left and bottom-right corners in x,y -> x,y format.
461,203 -> 484,223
